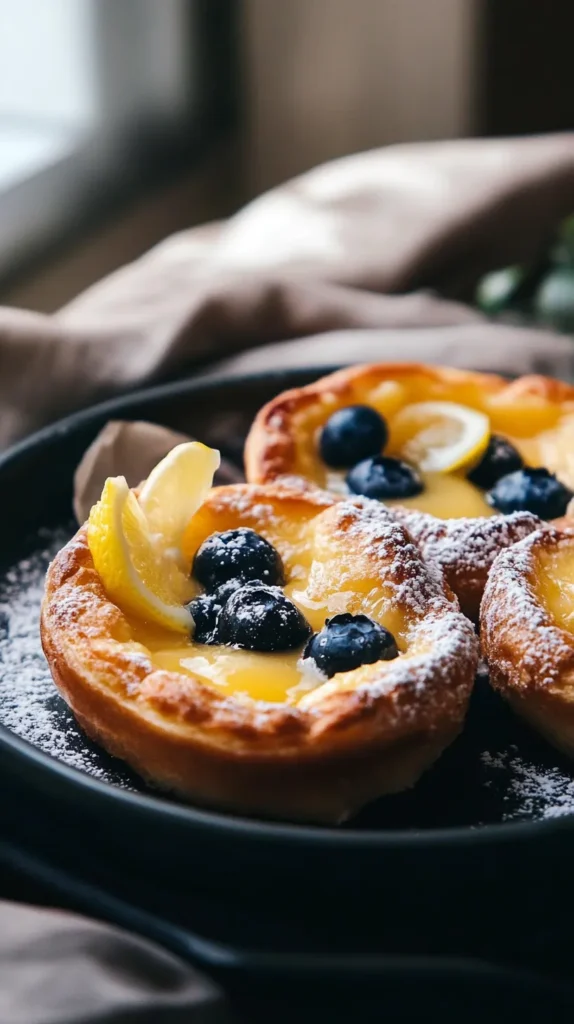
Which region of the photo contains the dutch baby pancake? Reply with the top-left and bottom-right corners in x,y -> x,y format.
41,443 -> 478,823
245,363 -> 574,617
481,526 -> 574,758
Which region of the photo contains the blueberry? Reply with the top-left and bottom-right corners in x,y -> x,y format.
487,467 -> 573,519
346,456 -> 423,501
304,613 -> 398,678
188,592 -> 219,644
320,405 -> 388,469
189,579 -> 243,644
218,583 -> 312,652
468,435 -> 524,489
192,528 -> 284,591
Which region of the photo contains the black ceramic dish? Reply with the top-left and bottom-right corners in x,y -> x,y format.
1,369 -> 574,986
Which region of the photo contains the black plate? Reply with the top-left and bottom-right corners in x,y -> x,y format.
1,368 -> 574,968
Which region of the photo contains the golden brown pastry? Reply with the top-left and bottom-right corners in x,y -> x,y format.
245,362 -> 574,617
41,478 -> 478,824
481,525 -> 574,758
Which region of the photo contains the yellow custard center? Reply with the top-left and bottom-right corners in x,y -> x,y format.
125,494 -> 411,705
535,545 -> 574,634
128,609 -> 314,705
154,644 -> 307,703
327,469 -> 493,519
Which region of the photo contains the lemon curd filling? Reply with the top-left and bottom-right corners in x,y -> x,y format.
127,587 -> 315,706
303,374 -> 574,520
534,544 -> 574,634
150,642 -> 307,704
124,508 -> 410,705
128,563 -> 408,706
327,470 -> 493,519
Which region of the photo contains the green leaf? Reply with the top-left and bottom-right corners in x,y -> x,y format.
534,266 -> 574,333
475,266 -> 525,314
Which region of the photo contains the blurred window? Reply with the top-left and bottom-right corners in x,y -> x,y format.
0,0 -> 219,278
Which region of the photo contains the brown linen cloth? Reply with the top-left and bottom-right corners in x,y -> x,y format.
0,901 -> 235,1023
73,420 -> 244,523
3,133 -> 574,447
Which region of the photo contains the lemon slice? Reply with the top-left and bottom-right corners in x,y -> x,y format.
88,476 -> 192,632
139,442 -> 221,548
390,401 -> 490,473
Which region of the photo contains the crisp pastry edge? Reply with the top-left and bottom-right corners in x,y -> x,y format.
481,526 -> 574,758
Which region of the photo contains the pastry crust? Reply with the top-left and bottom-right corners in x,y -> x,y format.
481,526 -> 574,758
245,362 -> 574,620
41,481 -> 478,824
391,508 -> 541,622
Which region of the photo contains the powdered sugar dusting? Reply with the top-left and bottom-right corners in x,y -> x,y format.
0,527 -> 136,788
334,497 -> 456,615
394,508 -> 541,574
482,747 -> 574,820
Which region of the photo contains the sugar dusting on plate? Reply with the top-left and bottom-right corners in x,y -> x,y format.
0,527 -> 136,789
481,746 -> 574,821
